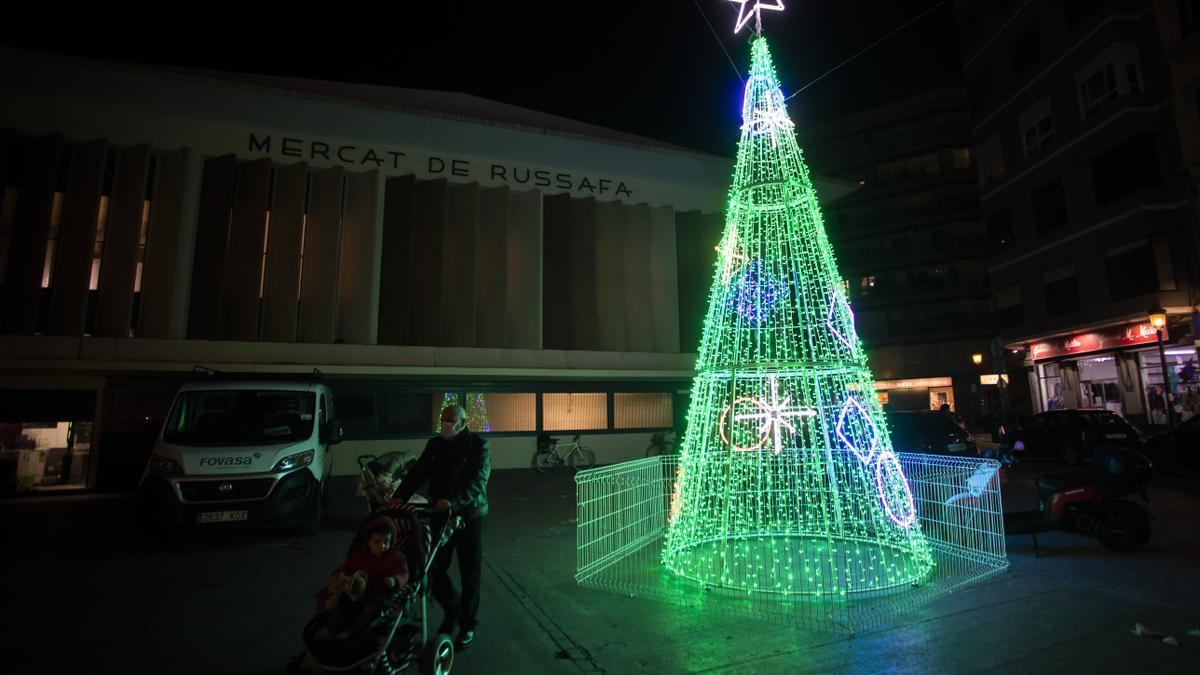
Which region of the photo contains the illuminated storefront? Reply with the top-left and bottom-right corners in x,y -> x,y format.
1024,320 -> 1196,424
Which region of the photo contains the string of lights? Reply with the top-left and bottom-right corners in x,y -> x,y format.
661,34 -> 933,597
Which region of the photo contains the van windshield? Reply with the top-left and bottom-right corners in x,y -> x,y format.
163,390 -> 316,446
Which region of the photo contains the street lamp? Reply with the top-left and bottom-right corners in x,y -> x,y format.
1148,306 -> 1174,426
972,353 -> 983,365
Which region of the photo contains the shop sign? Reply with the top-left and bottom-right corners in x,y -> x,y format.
1030,322 -> 1165,361
872,377 -> 953,390
979,374 -> 1009,385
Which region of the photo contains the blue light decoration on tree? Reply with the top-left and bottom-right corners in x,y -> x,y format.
725,259 -> 788,324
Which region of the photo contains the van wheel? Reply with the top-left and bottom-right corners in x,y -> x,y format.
300,482 -> 324,536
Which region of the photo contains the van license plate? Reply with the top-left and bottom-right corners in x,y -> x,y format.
197,510 -> 248,524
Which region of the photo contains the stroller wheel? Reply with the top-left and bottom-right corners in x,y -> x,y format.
420,634 -> 454,675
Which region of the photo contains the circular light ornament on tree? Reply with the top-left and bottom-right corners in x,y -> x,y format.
719,396 -> 770,451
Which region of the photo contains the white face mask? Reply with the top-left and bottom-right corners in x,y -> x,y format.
441,420 -> 463,441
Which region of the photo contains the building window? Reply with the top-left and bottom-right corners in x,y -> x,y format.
968,68 -> 992,115
1022,115 -> 1055,155
379,393 -> 435,435
333,391 -> 377,439
1076,45 -> 1144,118
470,393 -> 536,432
1090,133 -> 1163,206
976,135 -> 1005,185
860,275 -> 877,295
1018,98 -> 1056,157
1126,63 -> 1141,94
931,227 -> 948,252
0,388 -> 97,494
986,208 -> 1014,250
1043,265 -> 1080,316
1039,363 -> 1065,411
876,152 -> 939,182
613,393 -> 673,429
1105,240 -> 1158,301
1031,178 -> 1068,235
949,148 -> 971,170
542,393 -> 608,431
994,283 -> 1023,328
1009,22 -> 1042,79
1079,63 -> 1119,115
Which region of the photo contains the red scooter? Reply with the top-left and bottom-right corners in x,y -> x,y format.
988,444 -> 1154,556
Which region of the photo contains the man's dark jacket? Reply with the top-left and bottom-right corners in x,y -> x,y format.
394,430 -> 490,520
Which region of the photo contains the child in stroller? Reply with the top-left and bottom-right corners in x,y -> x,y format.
315,515 -> 410,641
358,452 -> 418,513
294,503 -> 462,675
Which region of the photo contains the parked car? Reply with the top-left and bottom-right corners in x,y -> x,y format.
1007,409 -> 1141,465
1142,415 -> 1200,475
886,411 -> 977,456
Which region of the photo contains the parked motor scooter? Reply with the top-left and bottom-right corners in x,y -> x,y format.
986,444 -> 1154,556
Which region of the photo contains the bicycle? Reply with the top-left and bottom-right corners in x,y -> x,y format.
532,433 -> 596,473
644,431 -> 677,457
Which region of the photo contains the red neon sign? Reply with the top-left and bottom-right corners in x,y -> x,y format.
1029,322 -> 1165,361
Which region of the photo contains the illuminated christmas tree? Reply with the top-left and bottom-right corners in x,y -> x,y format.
435,392 -> 491,433
661,29 -> 933,596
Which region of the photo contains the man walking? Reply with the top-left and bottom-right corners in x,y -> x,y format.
393,404 -> 490,649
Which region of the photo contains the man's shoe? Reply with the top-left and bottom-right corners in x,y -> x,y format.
455,629 -> 475,650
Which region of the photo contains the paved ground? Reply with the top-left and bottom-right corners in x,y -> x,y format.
2,461 -> 1198,674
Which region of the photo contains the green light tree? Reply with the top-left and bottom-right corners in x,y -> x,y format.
661,35 -> 933,596
435,392 -> 491,433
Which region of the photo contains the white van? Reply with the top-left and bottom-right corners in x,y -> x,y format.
137,374 -> 343,534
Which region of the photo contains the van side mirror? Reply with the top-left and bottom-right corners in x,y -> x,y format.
321,421 -> 344,446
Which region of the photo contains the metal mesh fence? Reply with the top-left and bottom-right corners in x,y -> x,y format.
575,451 -> 1008,634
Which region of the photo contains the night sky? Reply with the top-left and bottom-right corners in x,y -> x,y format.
3,1 -> 963,155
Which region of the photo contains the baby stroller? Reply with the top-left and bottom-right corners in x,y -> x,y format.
357,452 -> 418,513
291,503 -> 463,675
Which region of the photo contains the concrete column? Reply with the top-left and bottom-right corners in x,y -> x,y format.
260,161 -> 306,343
298,166 -> 343,344
223,158 -> 271,341
475,186 -> 509,348
594,200 -> 626,352
1060,362 -> 1081,409
96,145 -> 150,338
507,189 -> 541,349
1117,352 -> 1145,416
187,154 -> 236,340
50,139 -> 106,337
2,133 -> 60,335
441,182 -> 478,347
622,203 -> 653,352
541,193 -> 571,350
0,130 -> 12,290
169,150 -> 204,339
137,147 -> 191,339
409,179 -> 447,346
569,197 -> 599,351
649,205 -> 680,353
338,169 -> 382,345
378,175 -> 416,345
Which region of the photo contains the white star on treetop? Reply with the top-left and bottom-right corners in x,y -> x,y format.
730,0 -> 785,34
